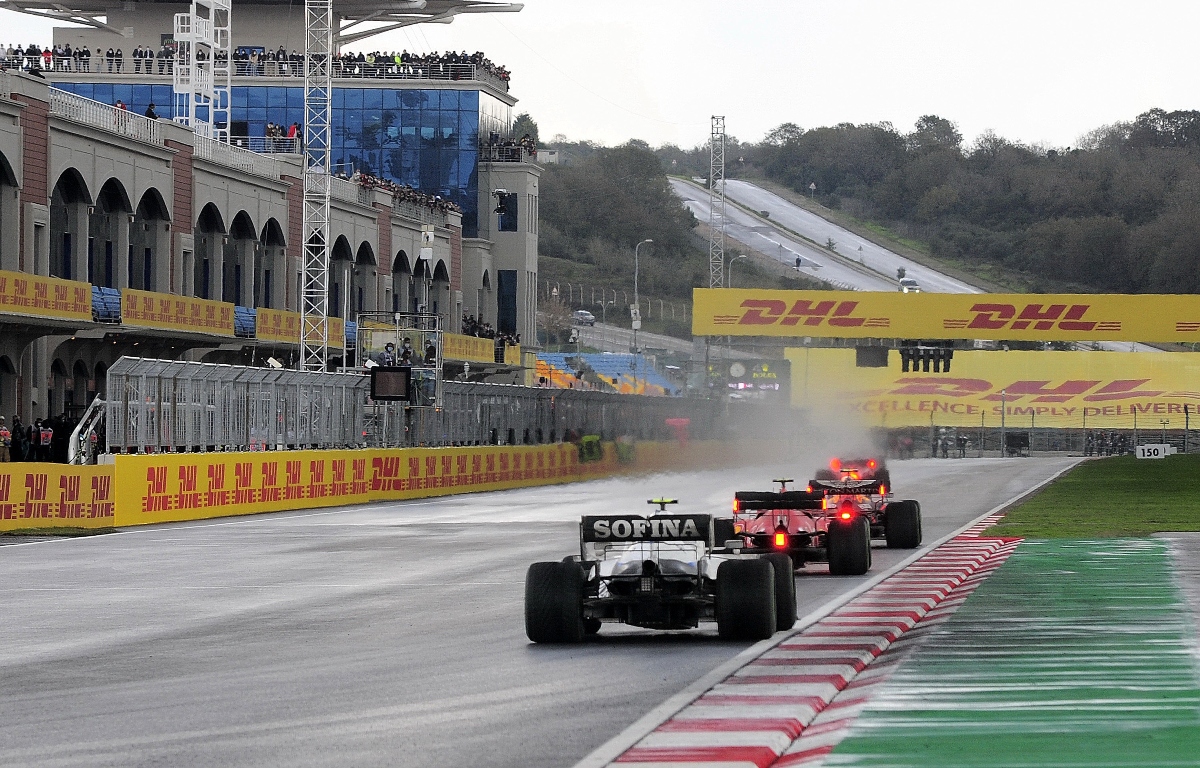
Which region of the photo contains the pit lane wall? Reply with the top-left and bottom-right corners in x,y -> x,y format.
788,347 -> 1200,429
0,440 -> 731,531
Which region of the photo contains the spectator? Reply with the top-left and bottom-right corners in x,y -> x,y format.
144,102 -> 158,120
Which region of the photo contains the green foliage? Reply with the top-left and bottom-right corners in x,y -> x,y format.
512,112 -> 539,146
984,454 -> 1200,538
720,110 -> 1200,293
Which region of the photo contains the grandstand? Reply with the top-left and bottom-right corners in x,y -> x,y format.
537,353 -> 679,396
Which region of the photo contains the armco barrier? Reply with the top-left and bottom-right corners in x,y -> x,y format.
0,440 -> 729,532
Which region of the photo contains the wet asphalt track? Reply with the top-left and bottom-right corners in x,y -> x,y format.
0,456 -> 1078,768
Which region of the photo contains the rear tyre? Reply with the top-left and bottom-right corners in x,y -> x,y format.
716,559 -> 777,641
884,500 -> 922,549
714,518 -> 738,546
827,517 -> 871,576
583,617 -> 602,635
762,553 -> 797,631
525,561 -> 585,643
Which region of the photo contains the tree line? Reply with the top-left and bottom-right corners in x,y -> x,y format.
657,109 -> 1200,294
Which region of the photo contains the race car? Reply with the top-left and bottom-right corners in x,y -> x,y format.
525,499 -> 796,643
813,457 -> 891,489
724,478 -> 922,577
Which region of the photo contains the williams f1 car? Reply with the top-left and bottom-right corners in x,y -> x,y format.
525,499 -> 796,643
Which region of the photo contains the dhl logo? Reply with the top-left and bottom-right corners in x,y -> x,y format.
944,303 -> 1121,333
716,300 -> 890,328
872,378 -> 1175,402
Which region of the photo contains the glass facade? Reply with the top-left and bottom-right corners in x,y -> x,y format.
53,83 -> 512,237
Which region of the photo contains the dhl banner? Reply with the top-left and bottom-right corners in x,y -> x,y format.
0,465 -> 114,530
788,347 -> 1200,429
300,315 -> 345,350
694,289 -> 1200,343
0,270 -> 92,322
0,440 -> 746,531
256,307 -> 300,344
443,332 -> 497,363
122,289 -> 235,337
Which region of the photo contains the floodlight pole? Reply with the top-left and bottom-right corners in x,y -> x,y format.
999,389 -> 1006,458
708,116 -> 726,289
301,0 -> 333,371
634,238 -> 652,393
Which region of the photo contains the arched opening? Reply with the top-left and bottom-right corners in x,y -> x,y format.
88,178 -> 133,288
328,236 -> 353,317
257,218 -> 286,309
353,241 -> 377,315
224,211 -> 257,306
412,255 -> 431,314
49,169 -> 91,281
475,268 -> 493,328
392,249 -> 412,313
431,259 -> 451,320
94,361 -> 108,400
193,203 -> 225,300
129,188 -> 171,292
0,152 -> 19,272
50,359 -> 69,419
0,355 -> 15,422
72,360 -> 91,411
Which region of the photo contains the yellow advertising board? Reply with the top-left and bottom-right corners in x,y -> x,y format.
788,347 -> 1200,429
694,289 -> 1200,343
122,289 -> 235,337
256,307 -> 300,345
443,332 -> 496,363
0,464 -> 114,530
0,269 -> 92,322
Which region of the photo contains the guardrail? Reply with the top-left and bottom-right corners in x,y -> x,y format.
329,175 -> 374,207
393,197 -> 450,228
49,87 -> 162,145
230,135 -> 300,154
194,134 -> 281,179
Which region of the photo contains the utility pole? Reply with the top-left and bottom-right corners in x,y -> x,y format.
1000,389 -> 1007,458
634,239 -> 651,394
708,116 -> 726,289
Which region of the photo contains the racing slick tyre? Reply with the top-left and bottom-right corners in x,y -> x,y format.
884,500 -> 922,549
716,559 -> 777,641
714,518 -> 738,547
762,553 -> 797,631
827,517 -> 871,576
525,562 -> 586,643
583,617 -> 602,635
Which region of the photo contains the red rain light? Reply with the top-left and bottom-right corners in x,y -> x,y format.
867,459 -> 877,470
733,498 -> 740,513
774,531 -> 788,548
839,511 -> 853,520
830,458 -> 841,472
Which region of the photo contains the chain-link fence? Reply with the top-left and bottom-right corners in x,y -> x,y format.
105,357 -> 723,453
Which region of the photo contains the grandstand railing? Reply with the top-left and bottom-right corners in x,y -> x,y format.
49,87 -> 161,145
329,175 -> 374,207
393,197 -> 450,228
15,56 -> 509,92
479,144 -> 533,163
194,134 -> 281,179
231,135 -> 300,154
103,356 -> 721,453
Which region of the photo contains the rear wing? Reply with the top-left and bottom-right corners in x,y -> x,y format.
808,479 -> 886,496
580,514 -> 712,545
734,490 -> 824,511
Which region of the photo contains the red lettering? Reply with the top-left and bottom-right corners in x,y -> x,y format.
779,300 -> 836,327
1010,304 -> 1067,331
1083,380 -> 1164,401
1058,304 -> 1097,332
889,378 -> 992,398
738,299 -> 787,325
967,303 -> 1016,330
984,380 -> 1100,403
827,301 -> 865,327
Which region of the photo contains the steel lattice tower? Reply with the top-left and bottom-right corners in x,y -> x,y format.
708,116 -> 726,289
301,0 -> 334,371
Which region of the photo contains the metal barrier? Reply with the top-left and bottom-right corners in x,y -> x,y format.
194,134 -> 281,179
329,175 -> 374,207
105,357 -> 368,453
49,87 -> 162,145
102,356 -> 721,455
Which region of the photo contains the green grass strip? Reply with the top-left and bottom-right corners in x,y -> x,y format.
827,539 -> 1200,767
985,454 -> 1200,538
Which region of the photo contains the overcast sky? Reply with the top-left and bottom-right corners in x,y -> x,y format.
4,1 -> 1197,149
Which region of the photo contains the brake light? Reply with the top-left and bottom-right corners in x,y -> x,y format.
733,498 -> 740,513
880,485 -> 887,496
774,531 -> 788,548
837,499 -> 856,521
839,511 -> 852,521
830,458 -> 841,472
867,459 -> 877,470
806,484 -> 813,493
847,470 -> 859,480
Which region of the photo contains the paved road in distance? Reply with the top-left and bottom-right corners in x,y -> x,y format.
0,456 -> 1076,767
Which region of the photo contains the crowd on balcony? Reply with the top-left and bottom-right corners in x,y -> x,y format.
462,314 -> 519,348
336,170 -> 462,215
479,132 -> 537,162
0,42 -> 508,89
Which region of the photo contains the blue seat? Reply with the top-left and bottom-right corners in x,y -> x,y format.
234,306 -> 256,338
